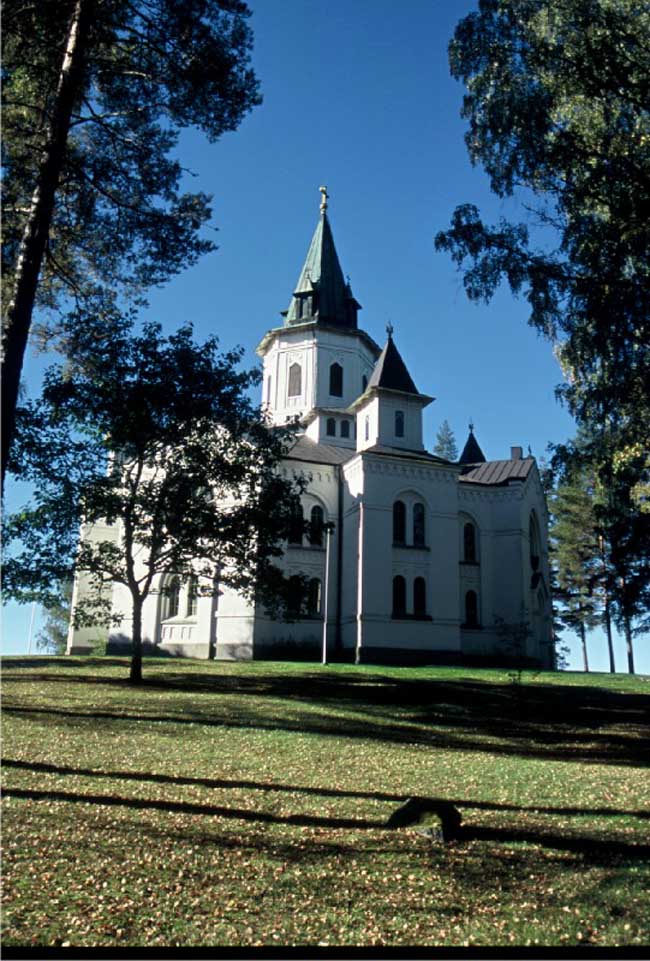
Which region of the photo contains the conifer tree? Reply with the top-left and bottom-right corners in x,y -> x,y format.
550,475 -> 600,672
2,0 -> 261,487
433,420 -> 458,461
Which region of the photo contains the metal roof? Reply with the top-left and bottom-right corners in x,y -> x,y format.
286,435 -> 355,466
368,333 -> 419,395
285,213 -> 360,329
459,458 -> 535,486
459,428 -> 486,464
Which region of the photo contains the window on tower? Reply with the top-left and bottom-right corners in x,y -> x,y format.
395,410 -> 405,437
393,500 -> 406,545
329,363 -> 343,397
326,417 -> 336,436
340,420 -> 350,438
288,363 -> 302,397
413,503 -> 426,547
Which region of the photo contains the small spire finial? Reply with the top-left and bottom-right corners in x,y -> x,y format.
319,185 -> 329,213
386,320 -> 394,339
469,419 -> 474,433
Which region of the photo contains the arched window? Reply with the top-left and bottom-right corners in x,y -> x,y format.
464,522 -> 477,563
414,577 -> 426,617
288,363 -> 302,397
340,420 -> 350,439
329,363 -> 343,397
166,576 -> 181,619
288,503 -> 304,545
465,590 -> 479,628
413,502 -> 426,547
307,578 -> 321,616
309,505 -> 324,546
395,410 -> 405,438
393,500 -> 406,544
288,575 -> 303,616
186,575 -> 198,617
365,416 -> 370,441
392,576 -> 407,617
362,374 -> 368,392
326,417 -> 336,436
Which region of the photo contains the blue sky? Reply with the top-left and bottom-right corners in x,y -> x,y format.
3,0 -> 645,674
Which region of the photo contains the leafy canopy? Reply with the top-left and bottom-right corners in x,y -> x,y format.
2,0 -> 261,328
3,319 -> 305,634
435,0 -> 650,493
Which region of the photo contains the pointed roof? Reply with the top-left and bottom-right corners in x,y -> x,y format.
459,424 -> 486,464
285,191 -> 360,328
367,327 -> 419,395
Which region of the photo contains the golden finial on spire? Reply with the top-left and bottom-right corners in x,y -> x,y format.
319,185 -> 329,213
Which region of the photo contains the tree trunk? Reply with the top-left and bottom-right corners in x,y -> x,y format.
129,596 -> 144,685
623,614 -> 635,675
1,0 -> 92,491
580,623 -> 589,673
603,594 -> 616,673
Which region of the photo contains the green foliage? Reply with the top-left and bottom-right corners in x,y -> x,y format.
433,419 -> 458,460
549,472 -> 600,670
436,0 -> 650,499
3,318 -> 304,680
35,580 -> 73,654
2,0 -> 260,319
2,659 -> 649,948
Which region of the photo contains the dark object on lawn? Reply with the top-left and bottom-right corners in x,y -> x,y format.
386,797 -> 463,841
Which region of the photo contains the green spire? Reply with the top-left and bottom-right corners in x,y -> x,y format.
285,189 -> 361,328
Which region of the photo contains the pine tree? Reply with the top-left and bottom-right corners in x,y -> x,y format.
550,475 -> 600,672
433,420 -> 458,460
2,0 -> 261,487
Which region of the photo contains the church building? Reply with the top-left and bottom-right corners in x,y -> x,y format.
67,188 -> 554,668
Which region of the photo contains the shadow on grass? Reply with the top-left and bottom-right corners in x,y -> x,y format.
3,758 -> 649,822
3,784 -> 649,867
2,685 -> 648,768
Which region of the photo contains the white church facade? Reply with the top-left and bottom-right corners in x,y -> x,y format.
67,190 -> 554,668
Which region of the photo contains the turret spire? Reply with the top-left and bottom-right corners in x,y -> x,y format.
284,189 -> 361,329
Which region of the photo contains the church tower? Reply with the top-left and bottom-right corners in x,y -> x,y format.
256,188 -> 381,444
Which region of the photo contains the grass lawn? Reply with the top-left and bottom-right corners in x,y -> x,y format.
1,656 -> 649,949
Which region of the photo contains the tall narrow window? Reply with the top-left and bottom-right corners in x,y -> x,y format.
167,576 -> 180,619
307,578 -> 321,615
329,363 -> 343,397
365,416 -> 370,441
289,503 -> 304,545
395,410 -> 405,438
392,576 -> 407,617
362,374 -> 368,392
393,500 -> 406,544
288,363 -> 302,397
464,522 -> 477,563
309,505 -> 324,546
465,590 -> 479,628
186,575 -> 198,617
413,502 -> 426,547
340,420 -> 350,439
414,577 -> 426,617
326,417 -> 336,436
288,575 -> 303,616
266,376 -> 272,405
